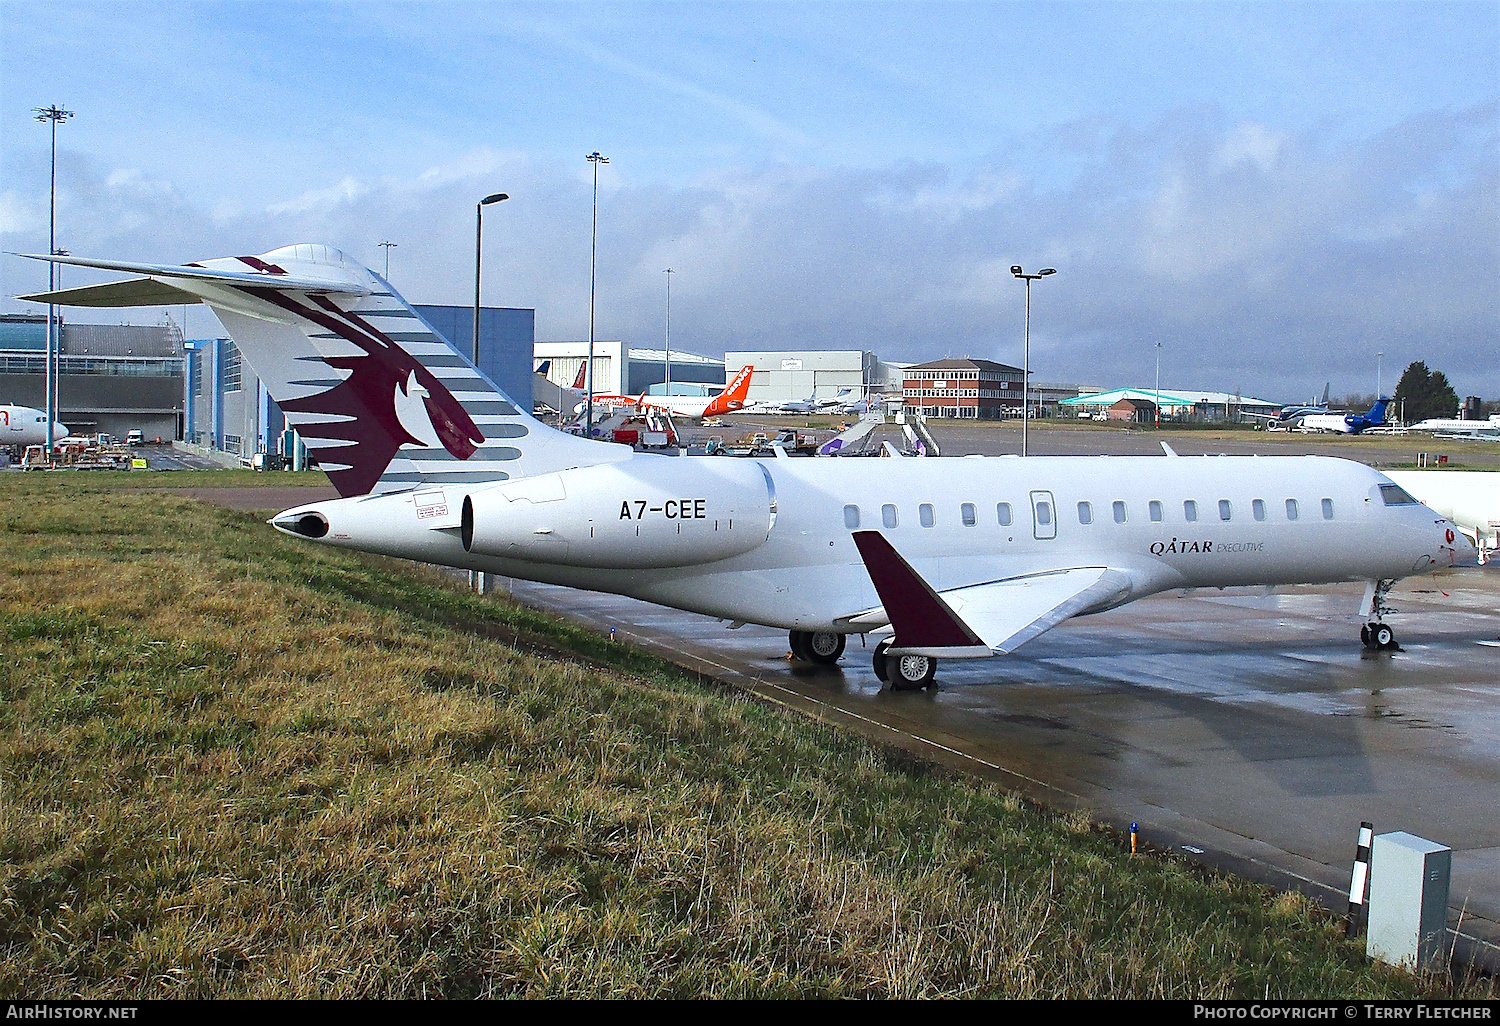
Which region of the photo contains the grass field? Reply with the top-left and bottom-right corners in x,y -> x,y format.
0,473 -> 1492,998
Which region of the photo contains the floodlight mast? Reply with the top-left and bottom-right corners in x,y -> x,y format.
1010,265 -> 1055,456
34,104 -> 73,458
663,268 -> 673,398
585,152 -> 608,439
378,240 -> 397,280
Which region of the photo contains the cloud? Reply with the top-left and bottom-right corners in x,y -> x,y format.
2,103 -> 1495,401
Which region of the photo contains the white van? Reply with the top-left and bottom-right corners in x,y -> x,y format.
126,430 -> 144,446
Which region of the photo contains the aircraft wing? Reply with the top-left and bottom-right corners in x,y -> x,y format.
849,530 -> 1134,657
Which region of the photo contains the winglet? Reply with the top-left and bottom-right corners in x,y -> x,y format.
851,531 -> 989,655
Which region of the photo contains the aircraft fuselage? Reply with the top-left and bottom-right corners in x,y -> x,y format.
275,453 -> 1464,634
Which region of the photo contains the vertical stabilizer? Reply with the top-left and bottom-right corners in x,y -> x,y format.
18,246 -> 629,497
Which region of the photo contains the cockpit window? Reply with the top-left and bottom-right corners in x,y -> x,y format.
1379,484 -> 1419,506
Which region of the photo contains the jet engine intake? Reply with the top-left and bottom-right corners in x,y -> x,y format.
461,458 -> 774,569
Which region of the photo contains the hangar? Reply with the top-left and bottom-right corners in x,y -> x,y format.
0,312 -> 184,441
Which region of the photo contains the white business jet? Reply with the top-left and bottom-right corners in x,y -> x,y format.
20,246 -> 1476,687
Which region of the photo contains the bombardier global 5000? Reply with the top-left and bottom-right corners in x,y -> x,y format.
21,246 -> 1476,687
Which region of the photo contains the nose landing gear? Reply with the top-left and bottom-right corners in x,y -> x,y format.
1360,579 -> 1399,651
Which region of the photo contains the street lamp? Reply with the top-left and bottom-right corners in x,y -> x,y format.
1155,342 -> 1162,429
379,240 -> 397,280
663,268 -> 673,399
34,103 -> 73,454
585,151 -> 609,439
473,193 -> 508,364
1377,350 -> 1384,401
1009,264 -> 1056,456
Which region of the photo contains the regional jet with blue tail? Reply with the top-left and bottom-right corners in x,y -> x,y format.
20,246 -> 1476,686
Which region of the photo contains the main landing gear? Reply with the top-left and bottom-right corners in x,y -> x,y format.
871,638 -> 937,690
789,629 -> 846,666
1361,578 -> 1399,651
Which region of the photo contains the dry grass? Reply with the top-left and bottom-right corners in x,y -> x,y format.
0,474 -> 1490,998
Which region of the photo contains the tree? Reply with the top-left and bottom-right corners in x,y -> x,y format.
1393,361 -> 1458,424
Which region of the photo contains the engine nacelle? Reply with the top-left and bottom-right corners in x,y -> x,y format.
461,457 -> 776,569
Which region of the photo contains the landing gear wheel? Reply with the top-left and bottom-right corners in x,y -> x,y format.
1360,624 -> 1372,648
805,631 -> 846,665
788,630 -> 810,660
872,639 -> 892,684
892,653 -> 937,690
1374,624 -> 1396,650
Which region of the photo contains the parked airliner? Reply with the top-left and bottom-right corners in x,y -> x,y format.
20,246 -> 1475,686
1,404 -> 68,448
581,365 -> 754,423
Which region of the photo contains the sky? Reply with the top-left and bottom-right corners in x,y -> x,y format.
1,0 -> 1496,401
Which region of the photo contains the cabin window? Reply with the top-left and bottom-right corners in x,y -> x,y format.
1035,501 -> 1052,526
920,503 -> 935,528
1379,484 -> 1418,506
1322,498 -> 1335,520
1252,499 -> 1266,521
843,504 -> 860,530
1148,500 -> 1163,523
1219,499 -> 1232,521
1077,501 -> 1093,525
882,504 -> 898,529
1184,500 -> 1198,523
997,502 -> 1013,527
1113,501 -> 1127,524
961,502 -> 977,527
1286,499 -> 1299,521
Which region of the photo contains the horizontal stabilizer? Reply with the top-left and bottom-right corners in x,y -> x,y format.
15,252 -> 370,296
17,277 -> 202,308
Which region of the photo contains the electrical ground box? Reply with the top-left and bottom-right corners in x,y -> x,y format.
1366,831 -> 1451,970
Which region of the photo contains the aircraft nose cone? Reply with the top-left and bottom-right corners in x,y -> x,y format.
1443,524 -> 1480,569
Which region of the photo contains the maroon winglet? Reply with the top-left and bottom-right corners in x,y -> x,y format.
851,530 -> 982,648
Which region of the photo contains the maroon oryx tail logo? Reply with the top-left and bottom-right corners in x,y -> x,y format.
245,287 -> 485,497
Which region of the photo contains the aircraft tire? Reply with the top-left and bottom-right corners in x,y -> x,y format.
806,631 -> 846,665
788,630 -> 810,660
893,653 -> 936,690
1374,624 -> 1396,650
872,639 -> 892,684
1360,624 -> 1372,648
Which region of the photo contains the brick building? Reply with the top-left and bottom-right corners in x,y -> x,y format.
902,358 -> 1024,419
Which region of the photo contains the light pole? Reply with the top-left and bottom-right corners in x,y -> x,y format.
663,268 -> 673,398
1376,350 -> 1383,401
1009,265 -> 1055,456
1155,342 -> 1162,429
379,240 -> 397,280
34,104 -> 73,455
473,193 -> 508,365
586,151 -> 608,438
